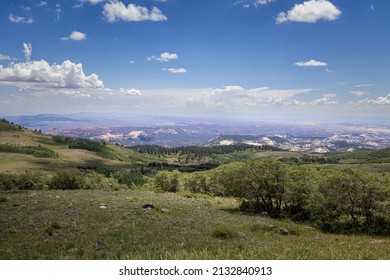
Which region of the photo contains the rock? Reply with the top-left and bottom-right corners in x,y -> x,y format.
99,204 -> 107,209
279,228 -> 289,235
160,208 -> 169,213
260,211 -> 269,217
142,203 -> 155,209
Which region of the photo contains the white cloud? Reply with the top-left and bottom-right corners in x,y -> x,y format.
61,31 -> 87,41
323,93 -> 336,98
119,88 -> 142,96
163,68 -> 187,74
235,0 -> 274,8
0,54 -> 11,61
295,59 -> 328,67
325,68 -> 334,73
354,84 -> 374,88
0,59 -> 106,97
22,43 -> 32,61
288,94 -> 337,106
55,3 -> 62,22
8,14 -> 33,24
87,0 -> 105,4
310,97 -> 338,105
350,90 -> 368,96
129,60 -> 135,64
148,52 -> 179,62
21,6 -> 32,11
277,0 -> 341,24
103,1 -> 167,22
197,86 -> 312,108
74,0 -> 105,8
37,1 -> 47,7
355,94 -> 390,105
369,4 -> 375,11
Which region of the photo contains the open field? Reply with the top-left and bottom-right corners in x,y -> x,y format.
1,189 -> 389,260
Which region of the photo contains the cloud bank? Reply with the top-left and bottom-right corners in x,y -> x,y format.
0,60 -> 106,97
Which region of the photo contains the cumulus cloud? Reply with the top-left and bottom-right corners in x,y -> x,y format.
61,31 -> 87,41
148,52 -> 178,62
103,1 -> 167,22
0,59 -> 106,97
8,14 -> 33,24
0,54 -> 11,61
355,94 -> 390,105
295,59 -> 328,67
118,88 -> 142,96
162,68 -> 187,74
350,90 -> 368,96
277,0 -> 341,24
22,43 -> 32,61
287,94 -> 337,106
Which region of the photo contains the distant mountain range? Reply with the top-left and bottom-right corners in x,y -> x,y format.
3,113 -> 390,152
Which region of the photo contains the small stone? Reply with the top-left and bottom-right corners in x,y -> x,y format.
279,228 -> 289,235
160,208 -> 169,213
99,204 -> 107,209
260,211 -> 269,217
237,231 -> 246,238
142,203 -> 155,209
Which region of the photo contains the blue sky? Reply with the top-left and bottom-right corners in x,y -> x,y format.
0,0 -> 389,122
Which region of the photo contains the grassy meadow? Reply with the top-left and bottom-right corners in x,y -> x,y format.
1,189 -> 389,260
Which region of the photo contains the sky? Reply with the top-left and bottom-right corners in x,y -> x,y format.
0,0 -> 389,122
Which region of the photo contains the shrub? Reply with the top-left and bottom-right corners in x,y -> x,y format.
0,173 -> 19,191
83,172 -> 122,190
49,171 -> 85,190
111,169 -> 147,187
154,170 -> 181,192
0,172 -> 47,190
211,225 -> 237,239
183,172 -> 210,194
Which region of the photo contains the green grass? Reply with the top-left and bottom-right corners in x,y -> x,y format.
0,189 -> 389,260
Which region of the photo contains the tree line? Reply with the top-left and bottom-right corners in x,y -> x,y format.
154,159 -> 390,235
129,144 -> 283,157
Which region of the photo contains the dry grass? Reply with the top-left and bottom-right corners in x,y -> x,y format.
1,189 -> 389,260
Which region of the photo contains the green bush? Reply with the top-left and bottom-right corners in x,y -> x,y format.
183,172 -> 210,194
154,170 -> 181,192
0,172 -> 47,190
111,169 -> 147,187
83,172 -> 122,190
211,225 -> 237,239
49,171 -> 85,190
